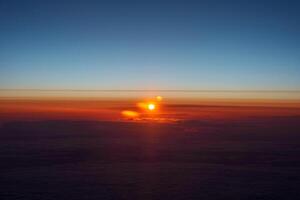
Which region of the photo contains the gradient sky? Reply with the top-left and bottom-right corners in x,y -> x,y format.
0,0 -> 299,90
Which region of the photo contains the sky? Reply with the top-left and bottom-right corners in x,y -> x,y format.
0,0 -> 299,90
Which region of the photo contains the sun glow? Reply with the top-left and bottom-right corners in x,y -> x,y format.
122,96 -> 162,120
122,110 -> 139,118
148,103 -> 155,111
156,96 -> 163,101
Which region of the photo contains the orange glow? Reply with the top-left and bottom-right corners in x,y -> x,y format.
121,110 -> 139,118
137,101 -> 157,111
137,102 -> 148,109
148,103 -> 155,111
1,98 -> 300,123
156,96 -> 163,101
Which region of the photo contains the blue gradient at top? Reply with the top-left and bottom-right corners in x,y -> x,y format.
0,0 -> 299,90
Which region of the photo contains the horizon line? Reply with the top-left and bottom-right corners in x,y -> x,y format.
1,89 -> 300,93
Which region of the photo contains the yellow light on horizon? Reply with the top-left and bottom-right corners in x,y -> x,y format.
156,96 -> 163,101
148,103 -> 155,111
121,110 -> 139,117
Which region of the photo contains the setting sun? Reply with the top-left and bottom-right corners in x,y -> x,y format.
148,103 -> 155,111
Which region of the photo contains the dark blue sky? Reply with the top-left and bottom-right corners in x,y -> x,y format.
0,0 -> 299,90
